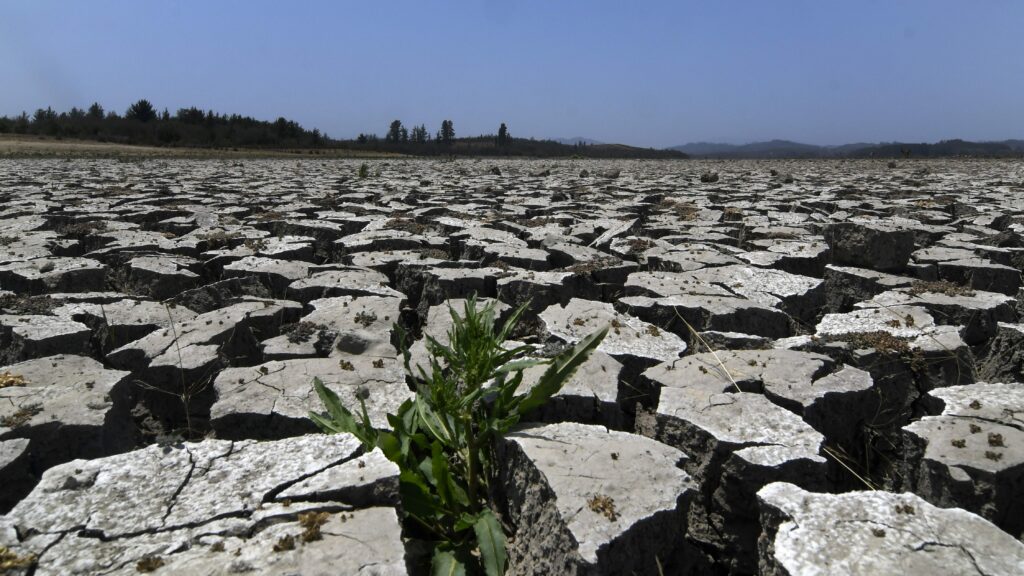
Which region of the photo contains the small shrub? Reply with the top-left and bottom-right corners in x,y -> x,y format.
0,546 -> 35,571
273,534 -> 296,552
135,555 -> 164,572
2,403 -> 42,428
0,372 -> 28,389
587,494 -> 618,521
353,310 -> 377,327
311,296 -> 607,575
299,511 -> 330,542
358,163 -> 369,178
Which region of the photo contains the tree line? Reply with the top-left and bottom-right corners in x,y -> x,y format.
0,99 -> 686,158
0,99 -> 325,149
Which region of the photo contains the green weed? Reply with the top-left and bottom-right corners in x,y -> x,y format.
311,296 -> 607,575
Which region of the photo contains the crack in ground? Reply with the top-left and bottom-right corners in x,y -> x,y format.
948,413 -> 1023,433
261,448 -> 366,503
192,440 -> 237,477
911,540 -> 989,576
160,446 -> 196,527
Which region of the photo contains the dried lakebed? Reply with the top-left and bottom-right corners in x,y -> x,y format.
1,157 -> 1023,575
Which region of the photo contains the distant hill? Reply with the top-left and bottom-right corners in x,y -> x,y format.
672,140 -> 823,158
554,137 -> 604,146
670,138 -> 1024,158
846,140 -> 1021,158
442,136 -> 686,159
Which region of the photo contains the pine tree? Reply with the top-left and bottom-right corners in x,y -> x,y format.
126,99 -> 157,122
440,119 -> 455,145
387,119 -> 404,143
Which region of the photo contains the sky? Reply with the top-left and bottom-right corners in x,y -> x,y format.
1,1 -> 1022,148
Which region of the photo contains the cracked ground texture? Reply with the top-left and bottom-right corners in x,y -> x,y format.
1,158 -> 1024,574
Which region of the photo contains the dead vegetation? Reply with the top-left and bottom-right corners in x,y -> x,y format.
1,403 -> 42,428
563,257 -> 620,275
0,294 -> 56,315
135,555 -> 164,572
383,218 -> 429,235
298,511 -> 331,542
0,372 -> 28,389
283,321 -> 327,344
0,546 -> 36,572
56,220 -> 107,237
816,331 -> 911,355
657,198 -> 699,220
587,494 -> 618,521
907,280 -> 976,297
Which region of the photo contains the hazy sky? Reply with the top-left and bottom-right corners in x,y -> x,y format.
2,1 -> 1022,148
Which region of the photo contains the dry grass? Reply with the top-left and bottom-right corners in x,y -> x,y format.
0,372 -> 28,389
907,280 -> 975,297
0,546 -> 35,571
817,331 -> 911,355
0,134 -> 403,159
298,511 -> 331,542
587,494 -> 618,521
657,198 -> 699,220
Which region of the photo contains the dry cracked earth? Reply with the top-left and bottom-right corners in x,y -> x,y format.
1,157 -> 1023,575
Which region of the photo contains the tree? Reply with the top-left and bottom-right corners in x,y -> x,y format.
32,107 -> 57,124
126,99 -> 157,122
497,123 -> 510,147
386,119 -> 404,143
87,103 -> 104,120
13,112 -> 29,134
177,107 -> 206,124
411,124 -> 428,144
357,133 -> 368,144
400,126 -> 409,142
439,119 -> 454,145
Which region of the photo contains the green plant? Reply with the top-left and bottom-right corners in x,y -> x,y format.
358,162 -> 369,178
310,297 -> 607,575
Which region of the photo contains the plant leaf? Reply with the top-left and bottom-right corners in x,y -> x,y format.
312,377 -> 349,424
495,358 -> 547,373
517,326 -> 608,415
431,441 -> 452,506
399,471 -> 438,521
376,431 -> 401,462
496,299 -> 531,343
310,378 -> 374,445
473,509 -> 507,576
417,395 -> 453,444
431,549 -> 466,576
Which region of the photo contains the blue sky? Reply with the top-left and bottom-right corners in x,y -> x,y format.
1,1 -> 1021,147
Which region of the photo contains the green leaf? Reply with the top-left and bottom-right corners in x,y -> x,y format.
431,549 -> 466,576
431,442 -> 452,506
419,455 -> 437,487
312,378 -> 351,425
308,411 -> 344,434
417,396 -> 453,444
376,431 -> 401,462
517,326 -> 608,415
496,299 -> 531,343
473,509 -> 507,576
310,378 -> 375,445
399,471 -> 439,521
394,322 -> 415,376
495,358 -> 547,374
